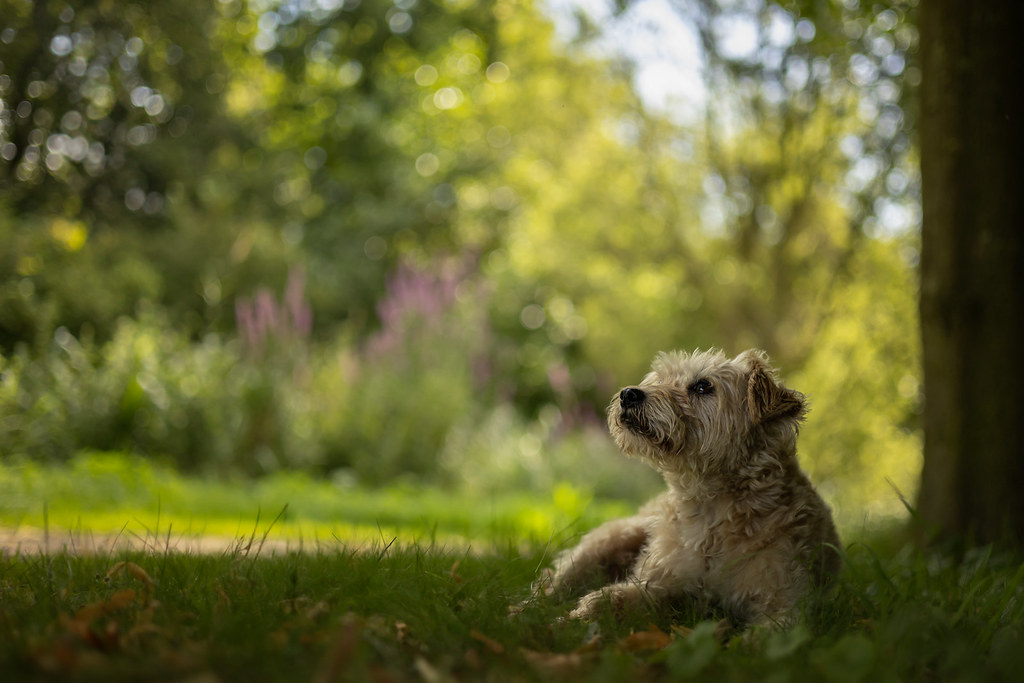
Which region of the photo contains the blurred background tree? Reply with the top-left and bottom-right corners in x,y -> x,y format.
1,0 -> 922,526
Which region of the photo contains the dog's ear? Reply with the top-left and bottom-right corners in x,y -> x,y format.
740,349 -> 807,424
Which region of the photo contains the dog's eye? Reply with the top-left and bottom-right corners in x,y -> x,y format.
689,379 -> 714,396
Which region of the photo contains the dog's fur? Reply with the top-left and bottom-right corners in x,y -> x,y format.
539,349 -> 840,627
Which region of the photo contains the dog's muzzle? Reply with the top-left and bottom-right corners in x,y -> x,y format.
617,387 -> 650,434
619,387 -> 646,410
614,387 -> 655,440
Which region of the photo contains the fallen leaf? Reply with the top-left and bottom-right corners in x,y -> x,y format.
447,560 -> 462,583
619,625 -> 672,652
73,588 -> 138,624
469,629 -> 504,655
106,561 -> 153,591
123,601 -> 162,644
573,634 -> 604,654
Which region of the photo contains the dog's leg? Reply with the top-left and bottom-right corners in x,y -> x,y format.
541,516 -> 649,598
567,526 -> 707,620
568,579 -> 666,620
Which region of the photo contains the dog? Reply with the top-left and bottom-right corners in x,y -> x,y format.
538,349 -> 840,628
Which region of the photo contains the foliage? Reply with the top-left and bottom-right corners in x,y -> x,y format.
670,0 -> 919,237
0,0 -> 505,343
793,235 -> 922,523
1,524 -> 1023,681
441,403 -> 661,502
1,0 -> 923,519
0,282 -> 659,499
0,451 -> 635,546
1,310 -> 280,473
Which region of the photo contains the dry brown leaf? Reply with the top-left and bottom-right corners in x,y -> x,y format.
124,619 -> 161,642
447,560 -> 462,583
42,586 -> 149,669
105,561 -> 153,590
469,629 -> 504,655
619,625 -> 672,652
573,634 -> 604,654
57,614 -> 92,643
73,588 -> 138,624
61,614 -> 120,653
123,601 -> 162,643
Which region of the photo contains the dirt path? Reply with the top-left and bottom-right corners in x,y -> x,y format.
0,526 -> 336,557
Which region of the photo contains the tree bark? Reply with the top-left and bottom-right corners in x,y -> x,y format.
917,1 -> 1024,546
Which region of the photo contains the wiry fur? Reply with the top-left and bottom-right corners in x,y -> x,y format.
539,349 -> 840,627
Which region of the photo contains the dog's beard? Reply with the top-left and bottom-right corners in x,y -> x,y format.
610,402 -> 683,461
619,406 -> 655,438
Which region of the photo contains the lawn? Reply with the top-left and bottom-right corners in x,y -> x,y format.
2,453 -> 1024,681
0,451 -> 634,552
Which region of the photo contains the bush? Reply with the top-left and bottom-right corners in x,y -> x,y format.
0,311 -> 263,472
0,258 -> 662,503
440,404 -> 661,501
0,243 -> 920,517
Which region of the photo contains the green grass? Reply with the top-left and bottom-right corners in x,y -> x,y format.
0,452 -> 634,550
3,453 -> 1024,681
2,535 -> 1024,681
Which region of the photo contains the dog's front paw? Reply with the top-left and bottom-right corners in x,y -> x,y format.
569,582 -> 652,620
568,589 -> 608,621
568,602 -> 595,621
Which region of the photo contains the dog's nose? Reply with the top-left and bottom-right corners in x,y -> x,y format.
620,387 -> 645,408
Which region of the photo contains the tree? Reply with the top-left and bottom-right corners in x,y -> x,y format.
0,0 -> 505,345
916,1 -> 1024,546
522,1 -> 922,516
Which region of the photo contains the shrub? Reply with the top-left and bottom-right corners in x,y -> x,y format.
440,404 -> 661,501
0,311 -> 266,472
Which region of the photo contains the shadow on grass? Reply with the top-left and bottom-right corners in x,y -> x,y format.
4,455 -> 1024,681
2,520 -> 1024,682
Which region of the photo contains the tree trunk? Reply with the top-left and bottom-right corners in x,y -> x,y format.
917,1 -> 1024,546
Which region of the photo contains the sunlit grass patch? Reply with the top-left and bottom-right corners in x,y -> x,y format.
0,451 -> 635,552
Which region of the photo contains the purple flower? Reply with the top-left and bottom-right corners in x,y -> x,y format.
234,266 -> 313,355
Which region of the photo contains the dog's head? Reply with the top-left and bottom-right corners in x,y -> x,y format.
606,349 -> 806,477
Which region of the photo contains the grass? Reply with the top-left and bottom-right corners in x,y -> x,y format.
3,534 -> 1024,681
2,453 -> 1024,681
0,451 -> 635,550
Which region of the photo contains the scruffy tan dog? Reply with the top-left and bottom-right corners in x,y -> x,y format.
540,349 -> 840,627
